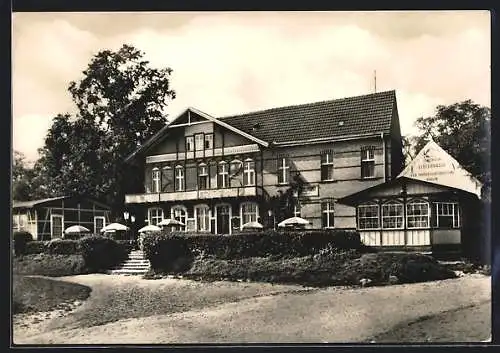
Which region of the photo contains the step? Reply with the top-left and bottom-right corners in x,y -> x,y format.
122,259 -> 149,263
109,269 -> 149,275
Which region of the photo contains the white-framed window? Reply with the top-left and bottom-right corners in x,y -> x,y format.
321,201 -> 335,228
152,167 -> 161,193
361,147 -> 375,179
94,216 -> 106,234
186,136 -> 194,152
50,214 -> 64,239
435,202 -> 460,228
277,156 -> 289,184
175,165 -> 185,191
148,207 -> 164,226
218,161 -> 229,188
198,163 -> 209,190
406,199 -> 430,229
171,205 -> 187,231
240,202 -> 259,226
194,204 -> 211,232
243,158 -> 255,186
204,134 -> 214,149
321,150 -> 334,181
358,202 -> 379,230
381,201 -> 404,229
195,134 -> 204,151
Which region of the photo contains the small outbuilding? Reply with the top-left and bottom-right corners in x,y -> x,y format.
338,140 -> 486,261
12,196 -> 112,240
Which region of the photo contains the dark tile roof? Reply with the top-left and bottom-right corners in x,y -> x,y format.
219,90 -> 396,144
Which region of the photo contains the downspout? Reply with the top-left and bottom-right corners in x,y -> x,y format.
381,132 -> 386,182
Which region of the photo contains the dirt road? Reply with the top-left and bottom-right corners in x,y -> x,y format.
13,274 -> 490,344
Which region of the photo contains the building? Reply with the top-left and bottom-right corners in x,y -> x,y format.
338,140 -> 485,259
12,196 -> 112,240
123,90 -> 404,234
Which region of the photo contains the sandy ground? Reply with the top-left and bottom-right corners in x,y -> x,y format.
13,274 -> 491,345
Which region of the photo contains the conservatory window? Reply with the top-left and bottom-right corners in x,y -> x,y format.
381,201 -> 404,229
358,203 -> 379,230
435,202 -> 460,228
406,200 -> 430,229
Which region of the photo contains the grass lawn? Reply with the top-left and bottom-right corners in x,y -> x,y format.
13,275 -> 91,314
44,275 -> 311,330
13,254 -> 89,277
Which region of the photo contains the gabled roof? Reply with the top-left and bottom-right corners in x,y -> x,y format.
399,139 -> 482,198
219,90 -> 397,144
13,196 -> 110,210
125,107 -> 269,163
337,176 -> 478,207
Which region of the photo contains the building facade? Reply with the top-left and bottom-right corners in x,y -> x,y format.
12,196 -> 112,240
338,140 -> 484,258
124,90 -> 404,234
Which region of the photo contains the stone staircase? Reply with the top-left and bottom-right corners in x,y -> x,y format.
109,250 -> 150,275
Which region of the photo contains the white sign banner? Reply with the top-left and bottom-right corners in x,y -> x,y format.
399,140 -> 482,198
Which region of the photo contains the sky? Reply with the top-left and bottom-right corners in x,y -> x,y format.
12,11 -> 491,165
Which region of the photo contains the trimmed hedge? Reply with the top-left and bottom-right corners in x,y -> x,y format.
144,229 -> 364,263
13,231 -> 33,256
47,239 -> 80,254
78,235 -> 129,272
142,233 -> 193,273
20,236 -> 132,272
25,241 -> 48,254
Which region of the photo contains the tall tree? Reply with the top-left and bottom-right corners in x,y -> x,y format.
36,44 -> 176,215
408,100 -> 490,198
12,151 -> 35,201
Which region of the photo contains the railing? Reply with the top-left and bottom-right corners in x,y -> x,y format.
125,186 -> 261,204
146,144 -> 261,164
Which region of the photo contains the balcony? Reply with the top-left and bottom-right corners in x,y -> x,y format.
125,186 -> 262,204
146,144 -> 261,164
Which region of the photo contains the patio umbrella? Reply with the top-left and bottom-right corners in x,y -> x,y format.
242,221 -> 264,229
138,225 -> 161,233
64,225 -> 90,234
278,216 -> 310,228
157,218 -> 185,227
100,222 -> 129,232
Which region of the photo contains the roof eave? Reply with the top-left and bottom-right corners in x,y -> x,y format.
273,131 -> 389,147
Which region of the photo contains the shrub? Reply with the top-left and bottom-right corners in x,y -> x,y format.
165,229 -> 363,260
184,251 -> 456,287
142,233 -> 194,273
13,254 -> 89,276
25,241 -> 48,254
78,235 -> 128,272
46,239 -> 80,254
13,231 -> 33,256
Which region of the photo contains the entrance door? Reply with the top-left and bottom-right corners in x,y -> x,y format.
51,214 -> 64,239
216,205 -> 231,234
